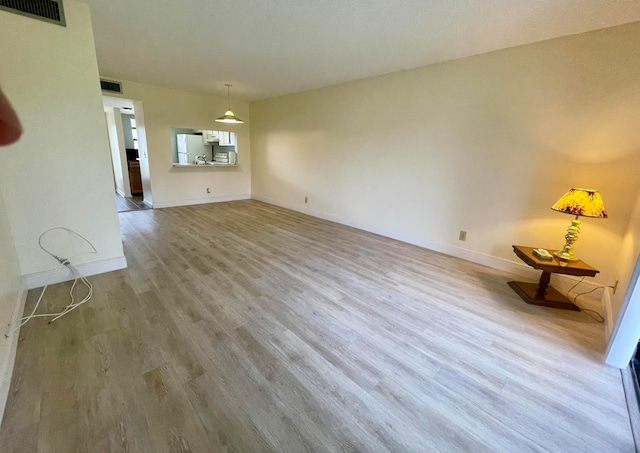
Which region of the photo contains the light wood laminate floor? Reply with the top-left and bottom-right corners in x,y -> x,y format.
116,193 -> 150,213
0,200 -> 633,452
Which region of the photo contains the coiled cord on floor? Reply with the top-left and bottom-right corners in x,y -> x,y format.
5,227 -> 97,337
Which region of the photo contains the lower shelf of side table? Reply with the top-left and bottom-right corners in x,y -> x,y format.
507,281 -> 580,311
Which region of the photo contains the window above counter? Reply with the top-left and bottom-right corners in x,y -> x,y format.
170,127 -> 238,166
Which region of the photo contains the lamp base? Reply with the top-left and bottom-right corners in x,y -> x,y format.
555,216 -> 581,262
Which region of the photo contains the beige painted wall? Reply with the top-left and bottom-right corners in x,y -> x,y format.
0,189 -> 21,332
101,80 -> 251,208
0,1 -> 124,275
611,194 -> 640,320
0,187 -> 22,397
250,22 -> 640,289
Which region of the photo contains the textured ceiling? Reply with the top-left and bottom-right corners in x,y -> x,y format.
79,0 -> 640,101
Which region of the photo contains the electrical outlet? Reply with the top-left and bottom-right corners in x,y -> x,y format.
206,187 -> 211,194
459,230 -> 467,241
304,196 -> 308,204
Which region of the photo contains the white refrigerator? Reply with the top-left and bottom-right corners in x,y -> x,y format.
177,134 -> 210,164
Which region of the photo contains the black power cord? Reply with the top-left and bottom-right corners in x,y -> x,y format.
565,277 -> 606,322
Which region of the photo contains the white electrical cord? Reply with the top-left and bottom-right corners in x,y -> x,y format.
5,227 -> 97,337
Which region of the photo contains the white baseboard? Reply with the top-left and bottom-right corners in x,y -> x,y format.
115,188 -> 126,198
0,278 -> 28,425
142,198 -> 153,208
24,256 -> 128,290
153,193 -> 251,209
252,194 -> 605,312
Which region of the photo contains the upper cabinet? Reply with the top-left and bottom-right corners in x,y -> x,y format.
202,130 -> 219,144
202,130 -> 236,146
219,131 -> 237,146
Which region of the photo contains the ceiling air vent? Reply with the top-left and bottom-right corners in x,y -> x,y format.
100,79 -> 123,94
0,0 -> 66,27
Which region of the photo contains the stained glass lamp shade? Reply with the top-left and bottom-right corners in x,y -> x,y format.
551,188 -> 607,261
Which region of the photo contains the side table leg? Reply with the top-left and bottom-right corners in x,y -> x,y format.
536,271 -> 551,298
508,278 -> 580,310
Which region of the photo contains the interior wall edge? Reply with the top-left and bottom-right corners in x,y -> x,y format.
0,278 -> 28,425
603,287 -> 615,340
606,255 -> 640,368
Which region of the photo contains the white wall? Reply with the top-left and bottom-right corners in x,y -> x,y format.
100,79 -> 251,208
0,187 -> 25,422
611,194 -> 640,321
113,108 -> 132,197
0,190 -> 21,343
0,1 -> 125,280
131,100 -> 152,206
605,193 -> 640,367
104,109 -> 127,196
250,22 -> 640,288
120,113 -> 136,149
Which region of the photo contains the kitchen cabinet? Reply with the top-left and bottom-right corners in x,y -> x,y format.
201,130 -> 235,146
202,130 -> 219,144
128,161 -> 143,195
219,131 -> 236,146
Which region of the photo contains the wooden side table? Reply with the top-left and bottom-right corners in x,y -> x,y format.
508,245 -> 599,310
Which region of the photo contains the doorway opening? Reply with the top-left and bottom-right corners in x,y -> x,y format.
102,96 -> 153,212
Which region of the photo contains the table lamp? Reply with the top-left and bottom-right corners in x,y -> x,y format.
551,188 -> 607,261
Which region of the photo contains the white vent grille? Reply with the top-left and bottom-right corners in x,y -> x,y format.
100,79 -> 123,94
0,0 -> 66,27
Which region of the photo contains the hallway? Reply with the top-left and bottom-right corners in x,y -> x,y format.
115,193 -> 149,213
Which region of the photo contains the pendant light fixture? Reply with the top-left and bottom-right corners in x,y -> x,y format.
215,83 -> 243,124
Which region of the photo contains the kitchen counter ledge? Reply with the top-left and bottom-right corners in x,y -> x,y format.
172,163 -> 239,167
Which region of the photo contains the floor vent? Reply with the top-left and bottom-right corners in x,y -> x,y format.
0,0 -> 66,27
100,79 -> 123,94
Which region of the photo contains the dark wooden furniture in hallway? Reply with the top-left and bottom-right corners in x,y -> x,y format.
128,160 -> 143,195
